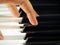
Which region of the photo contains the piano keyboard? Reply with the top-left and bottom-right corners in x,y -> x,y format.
21,0 -> 60,45
0,4 -> 27,45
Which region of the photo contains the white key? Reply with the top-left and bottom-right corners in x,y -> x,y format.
0,11 -> 14,15
0,4 -> 9,7
0,22 -> 24,26
0,40 -> 26,45
0,15 -> 14,17
0,28 -> 24,32
0,7 -> 20,11
0,8 -> 9,11
0,4 -> 20,10
1,30 -> 26,40
0,26 -> 23,29
0,23 -> 24,29
0,17 -> 23,22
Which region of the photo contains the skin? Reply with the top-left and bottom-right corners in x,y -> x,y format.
0,0 -> 39,39
0,31 -> 4,40
0,0 -> 39,25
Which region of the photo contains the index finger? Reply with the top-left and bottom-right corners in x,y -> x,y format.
18,0 -> 38,25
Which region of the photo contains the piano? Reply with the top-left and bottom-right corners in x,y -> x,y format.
0,0 -> 60,45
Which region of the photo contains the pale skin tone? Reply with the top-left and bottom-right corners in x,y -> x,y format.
0,31 -> 4,40
0,0 -> 39,39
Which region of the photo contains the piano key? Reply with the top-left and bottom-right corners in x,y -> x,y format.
28,36 -> 60,42
0,4 -> 16,8
0,14 -> 13,16
0,4 -> 7,6
0,15 -> 13,17
1,30 -> 26,40
0,25 -> 23,29
0,4 -> 20,10
17,7 -> 20,10
0,28 -> 24,32
0,26 -> 23,29
0,8 -> 9,11
0,43 -> 25,45
26,41 -> 59,45
0,17 -> 23,22
0,40 -> 26,45
0,22 -> 24,26
0,11 -> 14,15
0,25 -> 24,29
1,30 -> 26,36
3,35 -> 26,40
0,8 -> 19,12
0,7 -> 20,11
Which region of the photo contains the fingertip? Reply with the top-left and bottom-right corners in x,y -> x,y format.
31,21 -> 38,26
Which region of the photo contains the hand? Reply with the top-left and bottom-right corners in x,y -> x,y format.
0,31 -> 4,40
0,0 -> 38,25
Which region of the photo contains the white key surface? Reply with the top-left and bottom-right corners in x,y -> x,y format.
0,17 -> 23,22
0,22 -> 24,26
1,30 -> 26,40
0,40 -> 26,44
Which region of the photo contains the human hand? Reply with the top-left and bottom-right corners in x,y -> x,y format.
0,0 -> 38,26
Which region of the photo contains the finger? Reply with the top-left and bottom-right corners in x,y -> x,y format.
18,0 -> 38,25
0,31 -> 4,40
0,0 -> 8,4
0,0 -> 13,4
26,0 -> 39,17
0,36 -> 3,40
27,13 -> 38,26
18,0 -> 39,17
6,3 -> 20,18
